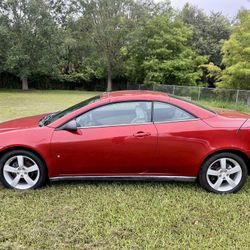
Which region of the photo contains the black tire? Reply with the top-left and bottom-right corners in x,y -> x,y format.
199,152 -> 248,194
0,149 -> 47,190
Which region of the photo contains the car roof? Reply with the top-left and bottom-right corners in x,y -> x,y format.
100,90 -> 169,101
48,90 -> 216,128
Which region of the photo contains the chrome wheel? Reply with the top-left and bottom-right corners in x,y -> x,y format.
206,157 -> 242,192
3,155 -> 40,190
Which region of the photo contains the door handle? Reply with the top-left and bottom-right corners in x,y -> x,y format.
133,131 -> 151,138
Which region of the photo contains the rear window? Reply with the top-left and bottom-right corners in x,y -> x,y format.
153,102 -> 196,122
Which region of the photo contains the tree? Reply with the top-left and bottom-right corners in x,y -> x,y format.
0,14 -> 10,73
77,0 -> 145,91
123,13 -> 206,85
0,0 -> 61,90
180,4 -> 231,66
46,0 -> 78,27
199,63 -> 222,87
56,16 -> 106,85
219,10 -> 250,89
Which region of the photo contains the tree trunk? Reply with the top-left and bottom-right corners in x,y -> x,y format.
107,63 -> 112,92
22,78 -> 29,90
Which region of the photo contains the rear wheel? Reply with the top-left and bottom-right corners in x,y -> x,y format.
199,152 -> 248,194
0,150 -> 47,190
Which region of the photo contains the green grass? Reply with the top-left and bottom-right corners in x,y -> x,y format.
0,90 -> 250,250
197,100 -> 250,114
0,90 -> 100,122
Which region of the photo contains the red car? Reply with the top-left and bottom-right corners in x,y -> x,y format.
0,90 -> 249,193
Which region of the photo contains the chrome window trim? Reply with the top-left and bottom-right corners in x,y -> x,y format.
153,118 -> 200,125
50,175 -> 197,182
76,118 -> 200,129
77,121 -> 154,129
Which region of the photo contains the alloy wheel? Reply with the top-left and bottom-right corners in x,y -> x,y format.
206,157 -> 242,192
3,155 -> 40,190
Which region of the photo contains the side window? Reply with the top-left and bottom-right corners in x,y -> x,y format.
153,102 -> 196,122
76,101 -> 152,128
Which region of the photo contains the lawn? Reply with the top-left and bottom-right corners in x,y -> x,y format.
0,90 -> 101,122
197,100 -> 250,114
0,90 -> 250,250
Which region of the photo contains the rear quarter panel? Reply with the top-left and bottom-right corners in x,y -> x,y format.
154,119 -> 248,177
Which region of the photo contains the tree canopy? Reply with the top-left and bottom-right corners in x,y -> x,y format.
0,0 -> 247,91
179,3 -> 231,67
123,12 -> 205,85
0,0 -> 62,90
219,10 -> 250,89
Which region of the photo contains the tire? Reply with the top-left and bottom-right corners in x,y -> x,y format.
199,152 -> 248,194
0,150 -> 47,190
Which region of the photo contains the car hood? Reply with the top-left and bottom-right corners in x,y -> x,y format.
0,114 -> 47,132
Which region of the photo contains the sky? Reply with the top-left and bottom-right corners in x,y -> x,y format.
170,0 -> 250,18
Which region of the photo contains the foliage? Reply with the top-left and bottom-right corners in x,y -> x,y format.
58,18 -> 104,80
219,10 -> 250,89
124,13 -> 206,85
76,0 -> 145,91
1,0 -> 249,91
0,15 -> 10,73
0,0 -> 62,90
180,4 -> 231,66
199,63 -> 222,87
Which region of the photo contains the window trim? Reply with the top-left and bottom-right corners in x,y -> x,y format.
153,118 -> 200,125
74,100 -> 153,129
152,101 -> 199,124
77,122 -> 154,129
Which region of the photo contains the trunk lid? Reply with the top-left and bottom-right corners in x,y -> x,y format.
204,109 -> 250,128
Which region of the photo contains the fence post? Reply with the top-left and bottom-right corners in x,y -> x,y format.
235,90 -> 239,105
172,85 -> 175,95
198,87 -> 201,100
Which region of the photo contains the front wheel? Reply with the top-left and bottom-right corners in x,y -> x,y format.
199,153 -> 248,194
0,150 -> 47,190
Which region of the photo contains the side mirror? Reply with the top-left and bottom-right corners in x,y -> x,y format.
60,120 -> 78,131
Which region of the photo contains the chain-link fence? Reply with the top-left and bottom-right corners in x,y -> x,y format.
126,83 -> 250,106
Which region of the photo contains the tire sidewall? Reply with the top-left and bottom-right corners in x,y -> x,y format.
0,150 -> 47,189
199,152 -> 248,194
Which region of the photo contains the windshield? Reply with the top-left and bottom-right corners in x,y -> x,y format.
169,94 -> 216,114
40,95 -> 100,126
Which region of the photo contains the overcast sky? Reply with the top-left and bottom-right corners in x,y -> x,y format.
170,0 -> 250,18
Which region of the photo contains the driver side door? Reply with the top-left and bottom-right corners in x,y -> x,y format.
50,101 -> 158,176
